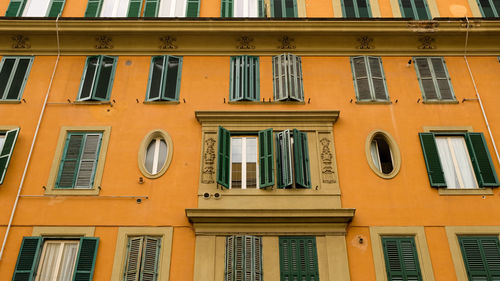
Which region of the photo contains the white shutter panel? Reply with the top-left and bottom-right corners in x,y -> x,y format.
139,236 -> 161,281
273,54 -> 289,101
124,237 -> 144,281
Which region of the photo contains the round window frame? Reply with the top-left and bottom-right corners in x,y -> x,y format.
365,130 -> 401,179
138,129 -> 173,179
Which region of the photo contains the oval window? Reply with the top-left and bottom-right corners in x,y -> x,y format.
365,131 -> 401,179
138,130 -> 173,178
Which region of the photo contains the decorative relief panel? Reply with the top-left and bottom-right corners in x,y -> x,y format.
418,35 -> 435,49
201,133 -> 216,184
12,35 -> 30,49
319,133 -> 336,184
357,36 -> 374,49
160,36 -> 177,49
237,36 -> 255,49
95,35 -> 113,49
278,35 -> 296,50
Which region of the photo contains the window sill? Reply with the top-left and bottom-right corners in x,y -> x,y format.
0,100 -> 22,104
438,188 -> 493,196
422,100 -> 459,104
44,188 -> 100,196
73,100 -> 112,105
143,100 -> 180,104
228,101 -> 306,105
355,100 -> 392,105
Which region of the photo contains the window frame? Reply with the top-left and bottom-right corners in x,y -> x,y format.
413,57 -> 456,102
77,55 -> 118,102
341,0 -> 372,17
35,239 -> 80,281
350,56 -> 389,102
229,55 -> 260,102
145,55 -> 183,102
221,0 -> 266,17
365,130 -> 401,179
229,136 -> 260,189
477,0 -> 500,17
0,126 -> 20,185
0,56 -> 34,102
138,129 -> 174,179
397,0 -> 431,19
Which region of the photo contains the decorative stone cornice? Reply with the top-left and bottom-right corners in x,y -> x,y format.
195,110 -> 340,125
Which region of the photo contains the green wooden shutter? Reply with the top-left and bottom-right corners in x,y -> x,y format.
186,0 -> 200,17
276,130 -> 292,188
368,56 -> 389,101
143,0 -> 159,16
139,237 -> 161,281
466,132 -> 499,187
245,56 -> 259,101
11,237 -> 42,281
47,0 -> 66,17
163,56 -> 182,101
74,134 -> 102,188
382,237 -> 423,281
0,128 -> 20,185
92,56 -> 116,101
258,128 -> 274,188
72,237 -> 99,281
124,237 -> 144,281
293,129 -> 311,188
217,126 -> 231,188
253,236 -> 262,281
258,0 -> 265,17
6,57 -> 33,100
459,236 -> 500,281
5,0 -> 27,16
146,56 -> 164,101
221,0 -> 233,17
84,0 -> 103,17
127,0 -> 143,17
359,0 -> 372,17
230,56 -> 259,102
288,54 -> 303,101
230,57 -> 242,101
430,57 -> 454,100
0,58 -> 16,99
414,57 -> 438,100
342,0 -> 355,17
79,56 -> 99,101
419,133 -> 446,187
351,56 -> 372,101
279,237 -> 318,281
273,54 -> 289,101
415,0 -> 430,20
56,133 -> 84,188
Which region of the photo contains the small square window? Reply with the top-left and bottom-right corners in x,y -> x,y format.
414,57 -> 455,102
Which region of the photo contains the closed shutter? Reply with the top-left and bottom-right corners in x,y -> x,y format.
279,237 -> 319,281
477,0 -> 496,17
5,0 -> 27,16
276,130 -> 292,188
72,237 -> 99,281
368,56 -> 389,100
245,56 -> 259,101
342,0 -> 356,17
147,56 -> 164,101
399,0 -> 415,18
47,0 -> 66,16
382,237 -> 423,281
124,237 -> 144,281
466,132 -> 499,187
74,134 -> 102,188
414,58 -> 438,100
258,0 -> 265,17
358,0 -> 371,17
79,56 -> 99,101
127,0 -> 143,17
92,56 -> 116,101
230,56 -> 259,101
293,129 -> 311,189
351,56 -> 371,101
430,58 -> 454,100
11,237 -> 42,281
163,56 -> 182,101
143,0 -> 159,16
459,236 -> 500,281
288,54 -> 303,101
225,236 -> 234,281
139,237 -> 161,281
419,133 -> 446,187
0,128 -> 20,184
186,0 -> 200,17
225,236 -> 262,281
84,0 -> 103,17
217,126 -> 231,188
273,54 -> 288,101
6,57 -> 32,100
57,133 -> 85,188
258,128 -> 274,188
221,0 -> 233,17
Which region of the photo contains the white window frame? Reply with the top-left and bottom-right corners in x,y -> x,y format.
100,0 -> 130,17
35,240 -> 80,281
0,134 -> 5,152
229,136 -> 259,189
22,0 -> 52,16
145,137 -> 168,175
234,0 -> 259,17
159,0 -> 188,17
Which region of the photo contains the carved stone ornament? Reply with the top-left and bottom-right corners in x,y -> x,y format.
319,137 -> 336,183
418,35 -> 435,49
357,36 -> 374,49
95,35 -> 113,49
12,35 -> 31,49
237,36 -> 255,49
160,36 -> 177,50
407,21 -> 439,31
278,36 -> 296,50
201,137 -> 216,184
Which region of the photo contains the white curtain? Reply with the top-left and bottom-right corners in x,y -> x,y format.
159,0 -> 187,17
234,0 -> 259,17
59,243 -> 79,281
38,243 -> 60,281
38,241 -> 79,281
436,137 -> 460,188
23,0 -> 51,16
101,0 -> 130,17
370,140 -> 381,171
436,136 -> 477,189
450,137 -> 477,188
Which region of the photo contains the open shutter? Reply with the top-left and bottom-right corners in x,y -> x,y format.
11,237 -> 42,281
382,237 -> 423,281
419,133 -> 446,187
415,0 -> 430,19
0,58 -> 16,99
225,236 -> 234,281
368,56 -> 389,100
430,58 -> 454,100
253,236 -> 262,281
230,57 -> 243,101
293,129 -> 311,188
139,237 -> 161,281
245,56 -> 259,101
79,57 -> 99,101
6,57 -> 32,100
124,237 -> 144,281
276,130 -> 292,188
459,237 -> 500,281
5,0 -> 27,16
258,0 -> 265,17
147,56 -> 164,101
217,126 -> 231,188
57,133 -> 84,188
127,0 -> 143,17
186,0 -> 200,17
273,55 -> 289,101
466,132 -> 499,187
221,0 -> 233,17
72,237 -> 99,281
351,56 -> 372,101
84,0 -> 103,17
47,0 -> 66,16
75,134 -> 102,188
162,56 -> 182,101
143,0 -> 159,16
259,129 -> 274,188
0,128 -> 19,185
92,56 -> 116,101
288,54 -> 303,101
414,58 -> 438,100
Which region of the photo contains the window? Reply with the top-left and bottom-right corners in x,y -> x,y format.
84,0 -> 200,17
419,132 -> 499,189
458,236 -> 500,281
124,236 -> 162,281
414,57 -> 455,102
229,56 -> 259,102
342,0 -> 371,17
272,54 -> 304,102
0,128 -> 20,185
279,237 -> 319,281
477,0 -> 500,17
367,131 -> 401,179
382,237 -> 423,281
146,56 -> 182,102
271,0 -> 297,17
5,0 -> 65,16
350,56 -> 389,102
217,127 -> 310,189
78,56 -> 117,102
0,56 -> 33,101
138,130 -> 173,179
225,235 -> 262,281
145,139 -> 168,175
221,0 -> 266,17
12,237 -> 99,281
398,0 -> 431,19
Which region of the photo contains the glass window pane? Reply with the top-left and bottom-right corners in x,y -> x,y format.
80,57 -> 99,100
0,59 -> 16,99
23,0 -> 51,16
231,138 -> 242,163
38,242 -> 62,281
156,140 -> 168,173
164,57 -> 179,100
149,57 -> 164,100
94,57 -> 114,100
449,137 -> 478,188
58,242 -> 79,281
436,137 -> 460,188
6,58 -> 30,100
145,141 -> 156,174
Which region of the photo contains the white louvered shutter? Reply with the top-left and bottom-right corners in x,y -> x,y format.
124,237 -> 144,281
75,134 -> 102,188
140,236 -> 161,281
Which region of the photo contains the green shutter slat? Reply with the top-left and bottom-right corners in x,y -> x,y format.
279,237 -> 318,281
276,130 -> 292,188
79,56 -> 99,101
466,133 -> 499,187
186,0 -> 200,17
359,0 -> 372,17
56,133 -> 84,189
430,57 -> 454,100
382,237 -> 423,281
459,236 -> 500,281
221,0 -> 233,17
127,0 -> 143,17
84,0 -> 103,17
230,56 -> 259,102
124,237 -> 143,281
258,0 -> 265,17
139,237 -> 161,281
342,0 -> 356,17
74,134 -> 102,188
0,58 -> 16,99
253,236 -> 262,281
143,0 -> 159,16
162,56 -> 182,101
0,128 -> 20,185
217,126 -> 231,188
47,0 -> 66,17
11,237 -> 42,281
293,129 -> 311,188
72,237 -> 99,281
92,56 -> 116,101
419,133 -> 446,187
5,0 -> 27,16
258,128 -> 274,188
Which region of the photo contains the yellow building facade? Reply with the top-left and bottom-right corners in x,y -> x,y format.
0,0 -> 499,281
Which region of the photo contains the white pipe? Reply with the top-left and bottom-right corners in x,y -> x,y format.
462,17 -> 500,167
0,14 -> 62,260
